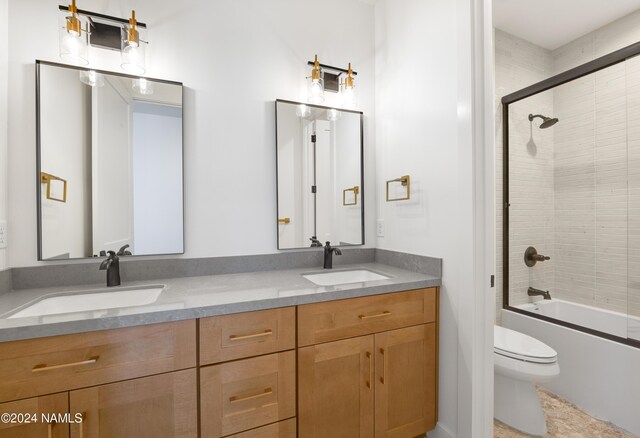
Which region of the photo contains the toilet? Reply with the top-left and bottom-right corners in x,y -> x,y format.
494,325 -> 560,436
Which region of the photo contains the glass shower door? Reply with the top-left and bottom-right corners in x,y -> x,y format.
627,54 -> 640,343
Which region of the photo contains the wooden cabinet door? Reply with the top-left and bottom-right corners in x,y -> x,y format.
0,393 -> 69,438
374,324 -> 437,438
298,336 -> 374,438
69,369 -> 197,438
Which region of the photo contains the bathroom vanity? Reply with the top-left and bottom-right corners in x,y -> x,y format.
0,281 -> 438,438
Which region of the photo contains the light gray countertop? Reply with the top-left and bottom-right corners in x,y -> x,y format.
0,262 -> 440,343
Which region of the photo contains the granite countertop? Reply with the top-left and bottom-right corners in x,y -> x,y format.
0,262 -> 441,343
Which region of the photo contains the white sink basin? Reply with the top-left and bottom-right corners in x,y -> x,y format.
303,269 -> 390,286
8,286 -> 164,319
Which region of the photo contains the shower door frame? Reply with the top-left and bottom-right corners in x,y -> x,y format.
501,40 -> 640,349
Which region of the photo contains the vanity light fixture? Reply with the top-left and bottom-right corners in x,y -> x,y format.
305,57 -> 358,106
57,4 -> 148,74
79,70 -> 104,87
308,55 -> 325,104
59,0 -> 89,65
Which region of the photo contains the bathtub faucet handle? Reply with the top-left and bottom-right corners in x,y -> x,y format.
524,246 -> 550,267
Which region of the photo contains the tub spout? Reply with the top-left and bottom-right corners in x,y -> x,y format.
528,287 -> 551,300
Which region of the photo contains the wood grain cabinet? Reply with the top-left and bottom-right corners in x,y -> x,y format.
200,307 -> 295,365
200,351 -> 296,437
298,336 -> 375,438
375,324 -> 437,438
298,288 -> 439,438
69,369 -> 198,438
0,393 -> 69,438
0,287 -> 438,438
0,320 -> 196,403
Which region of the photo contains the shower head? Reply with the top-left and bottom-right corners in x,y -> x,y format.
529,113 -> 559,129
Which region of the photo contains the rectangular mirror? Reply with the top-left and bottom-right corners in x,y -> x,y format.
275,99 -> 364,250
36,61 -> 184,260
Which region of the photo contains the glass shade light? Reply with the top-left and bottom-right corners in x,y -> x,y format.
79,70 -> 104,87
59,1 -> 89,65
296,104 -> 311,118
133,78 -> 154,95
308,54 -> 325,104
326,108 -> 341,122
341,63 -> 356,108
121,10 -> 146,74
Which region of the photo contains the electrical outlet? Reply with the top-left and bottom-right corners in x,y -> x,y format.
0,221 -> 6,249
376,220 -> 385,237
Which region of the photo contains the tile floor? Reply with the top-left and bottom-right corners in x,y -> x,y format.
494,387 -> 636,437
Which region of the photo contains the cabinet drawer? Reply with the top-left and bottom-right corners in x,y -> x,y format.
201,351 -> 296,437
298,288 -> 436,346
200,307 -> 295,365
226,418 -> 296,438
0,320 -> 196,403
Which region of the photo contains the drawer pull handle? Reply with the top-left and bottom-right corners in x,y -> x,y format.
32,356 -> 99,373
229,330 -> 273,341
47,419 -> 56,438
358,311 -> 392,320
229,387 -> 273,403
78,413 -> 85,438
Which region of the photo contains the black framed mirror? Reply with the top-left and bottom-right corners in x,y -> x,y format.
36,60 -> 184,260
275,99 -> 364,250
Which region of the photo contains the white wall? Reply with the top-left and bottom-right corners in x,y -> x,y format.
0,0 -> 8,271
39,66 -> 92,259
6,0 -> 376,267
334,112 -> 363,245
132,102 -> 183,255
375,0 -> 481,435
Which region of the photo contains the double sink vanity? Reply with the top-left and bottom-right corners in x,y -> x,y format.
0,261 -> 440,438
0,61 -> 441,437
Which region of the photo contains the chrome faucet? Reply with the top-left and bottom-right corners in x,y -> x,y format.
323,241 -> 342,269
99,251 -> 121,287
528,287 -> 551,300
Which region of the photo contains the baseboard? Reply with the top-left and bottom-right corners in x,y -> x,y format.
427,423 -> 456,438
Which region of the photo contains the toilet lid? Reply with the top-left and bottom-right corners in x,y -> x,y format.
494,326 -> 557,364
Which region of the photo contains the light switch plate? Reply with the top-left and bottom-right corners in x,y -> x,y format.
0,221 -> 6,249
376,220 -> 385,237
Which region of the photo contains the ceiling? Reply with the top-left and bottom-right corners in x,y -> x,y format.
493,0 -> 640,50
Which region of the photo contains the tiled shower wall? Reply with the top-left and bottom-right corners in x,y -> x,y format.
496,9 -> 640,322
551,11 -> 640,317
494,30 -> 554,321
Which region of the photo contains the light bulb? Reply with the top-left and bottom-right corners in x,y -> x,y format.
133,78 -> 154,95
327,108 -> 340,122
296,104 -> 311,118
341,86 -> 356,108
309,79 -> 325,104
60,30 -> 88,65
79,70 -> 104,87
121,43 -> 146,74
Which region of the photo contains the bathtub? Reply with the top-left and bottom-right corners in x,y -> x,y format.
502,300 -> 640,435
